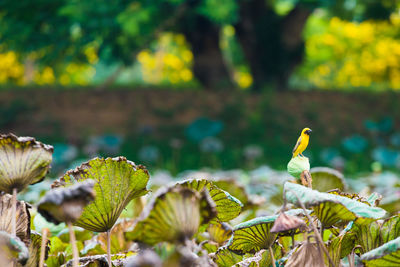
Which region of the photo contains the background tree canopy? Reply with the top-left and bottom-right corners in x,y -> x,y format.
0,0 -> 399,91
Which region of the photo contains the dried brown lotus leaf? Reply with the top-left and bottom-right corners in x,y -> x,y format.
270,212 -> 307,234
0,193 -> 30,246
286,241 -> 326,267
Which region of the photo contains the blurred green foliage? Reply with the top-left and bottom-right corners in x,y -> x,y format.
0,0 -> 399,90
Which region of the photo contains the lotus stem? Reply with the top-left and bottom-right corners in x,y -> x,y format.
39,228 -> 49,267
291,233 -> 295,249
268,246 -> 276,266
107,229 -> 111,267
11,188 -> 17,237
349,245 -> 361,267
67,221 -> 79,267
300,170 -> 312,188
287,189 -> 334,267
348,255 -> 353,267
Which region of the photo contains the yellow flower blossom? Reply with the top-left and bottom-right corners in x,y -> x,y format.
301,15 -> 400,90
136,32 -> 194,85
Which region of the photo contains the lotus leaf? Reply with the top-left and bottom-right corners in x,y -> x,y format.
126,185 -> 217,245
213,179 -> 250,207
227,209 -> 306,254
179,179 -> 242,222
284,182 -> 387,227
52,157 -> 149,232
310,167 -> 346,192
360,236 -> 400,266
0,133 -> 53,193
213,247 -> 243,267
207,222 -> 233,245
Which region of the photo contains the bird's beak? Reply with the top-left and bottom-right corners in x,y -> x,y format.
306,129 -> 312,134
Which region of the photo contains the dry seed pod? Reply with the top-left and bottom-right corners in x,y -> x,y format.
270,212 -> 307,234
286,241 -> 326,267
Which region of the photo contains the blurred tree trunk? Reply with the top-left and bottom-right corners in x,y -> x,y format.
181,15 -> 234,89
234,1 -> 312,91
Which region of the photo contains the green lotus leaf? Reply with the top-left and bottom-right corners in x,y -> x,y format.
179,179 -> 243,222
352,215 -> 400,254
207,222 -> 233,245
201,240 -> 219,253
284,182 -> 387,227
52,157 -> 149,232
213,247 -> 243,267
227,216 -> 276,254
57,227 -> 93,243
45,236 -> 68,267
381,216 -> 400,243
0,231 -> 29,265
287,156 -> 310,179
0,193 -> 31,246
360,236 -> 400,266
33,213 -> 66,236
81,239 -> 105,256
328,232 -> 356,266
20,231 -> 49,267
310,167 -> 346,192
227,209 -> 306,254
38,180 -> 96,224
0,133 -> 53,193
213,179 -> 249,207
126,185 -> 217,246
352,218 -> 382,253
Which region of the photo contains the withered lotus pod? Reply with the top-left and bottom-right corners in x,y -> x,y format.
286,241 -> 326,267
0,134 -> 53,193
37,180 -> 96,224
270,212 -> 307,234
0,193 -> 31,245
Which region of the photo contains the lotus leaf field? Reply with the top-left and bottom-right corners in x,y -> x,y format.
1,133 -> 400,266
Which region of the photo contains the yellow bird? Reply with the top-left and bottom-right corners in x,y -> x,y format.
292,128 -> 312,158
